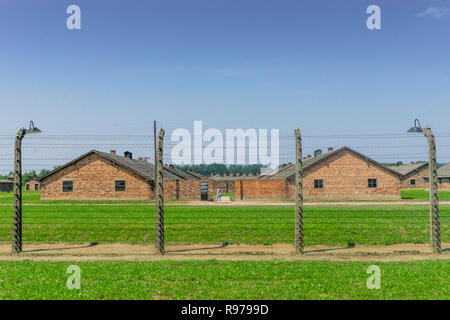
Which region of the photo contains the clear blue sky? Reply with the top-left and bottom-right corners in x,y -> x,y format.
1,0 -> 450,171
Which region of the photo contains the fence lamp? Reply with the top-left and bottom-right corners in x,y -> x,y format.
407,118 -> 423,134
25,121 -> 42,134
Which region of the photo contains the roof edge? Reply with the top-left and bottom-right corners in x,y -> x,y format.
38,150 -> 153,183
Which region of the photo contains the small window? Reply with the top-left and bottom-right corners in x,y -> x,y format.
314,179 -> 323,189
35,184 -> 39,191
63,181 -> 73,192
368,179 -> 377,188
26,184 -> 30,191
439,178 -> 442,184
410,179 -> 416,185
115,180 -> 126,191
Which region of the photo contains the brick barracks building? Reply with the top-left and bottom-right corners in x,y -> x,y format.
25,179 -> 40,191
39,147 -> 434,202
39,150 -> 213,201
397,162 -> 450,191
424,162 -> 450,191
236,147 -> 405,200
389,162 -> 429,190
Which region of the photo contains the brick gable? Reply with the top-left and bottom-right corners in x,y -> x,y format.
236,149 -> 401,200
40,153 -> 154,200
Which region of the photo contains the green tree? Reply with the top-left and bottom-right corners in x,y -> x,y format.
178,163 -> 265,176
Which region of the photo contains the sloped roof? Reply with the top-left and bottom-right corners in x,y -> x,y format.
424,162 -> 450,178
39,150 -> 181,182
388,163 -> 428,176
95,151 -> 181,180
265,146 -> 403,179
186,171 -> 207,179
258,167 -> 281,178
263,163 -> 295,179
164,166 -> 201,179
211,175 -> 256,181
437,163 -> 450,178
25,178 -> 40,183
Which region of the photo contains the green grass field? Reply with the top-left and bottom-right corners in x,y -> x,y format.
0,191 -> 154,205
3,189 -> 450,203
401,189 -> 450,200
0,260 -> 448,299
1,192 -> 448,300
0,205 -> 449,245
213,193 -> 235,197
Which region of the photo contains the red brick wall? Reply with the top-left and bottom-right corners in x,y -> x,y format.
210,180 -> 235,194
164,179 -> 213,201
438,181 -> 450,190
235,179 -> 290,200
40,153 -> 154,200
236,150 -> 401,200
0,182 -> 13,192
25,180 -> 40,191
401,166 -> 428,189
412,180 -> 450,191
303,151 -> 401,200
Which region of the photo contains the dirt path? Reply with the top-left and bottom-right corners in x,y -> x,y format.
0,242 -> 448,262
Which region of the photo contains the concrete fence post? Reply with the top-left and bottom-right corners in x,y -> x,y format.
294,128 -> 304,254
12,129 -> 26,254
155,128 -> 165,255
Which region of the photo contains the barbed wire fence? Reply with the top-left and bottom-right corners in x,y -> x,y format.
0,121 -> 448,252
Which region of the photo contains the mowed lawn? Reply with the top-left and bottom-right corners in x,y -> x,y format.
0,205 -> 449,245
0,260 -> 448,299
3,189 -> 450,203
0,191 -> 153,205
401,189 -> 450,200
0,191 -> 41,204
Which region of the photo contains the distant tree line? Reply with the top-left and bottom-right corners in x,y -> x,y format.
0,169 -> 53,184
382,161 -> 445,168
177,164 -> 266,176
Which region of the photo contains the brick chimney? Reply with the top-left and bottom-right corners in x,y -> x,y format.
138,157 -> 143,161
411,161 -> 414,164
110,150 -> 116,155
314,149 -> 322,157
328,147 -> 333,152
249,173 -> 253,176
124,151 -> 132,159
307,155 -> 311,159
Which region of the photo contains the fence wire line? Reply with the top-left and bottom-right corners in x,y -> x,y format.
0,128 -> 447,245
0,207 -> 447,238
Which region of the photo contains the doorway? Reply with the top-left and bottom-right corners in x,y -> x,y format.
200,182 -> 208,201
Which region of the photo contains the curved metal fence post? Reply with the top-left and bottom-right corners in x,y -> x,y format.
424,127 -> 441,254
